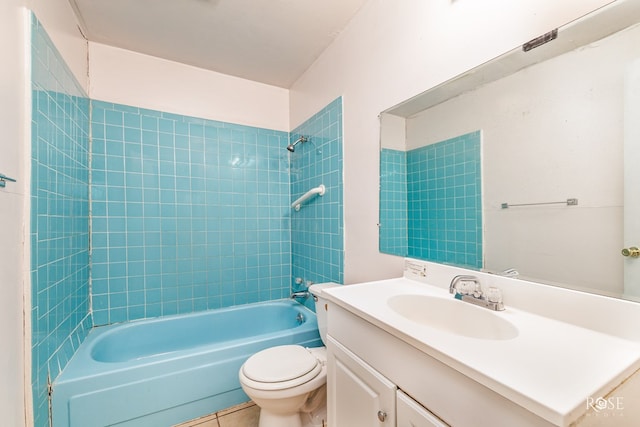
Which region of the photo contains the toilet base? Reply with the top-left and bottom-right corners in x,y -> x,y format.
257,403 -> 327,427
301,404 -> 327,427
258,409 -> 302,427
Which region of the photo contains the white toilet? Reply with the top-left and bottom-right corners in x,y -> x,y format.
239,283 -> 337,427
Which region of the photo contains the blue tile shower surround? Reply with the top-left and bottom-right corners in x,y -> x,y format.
380,148 -> 408,255
290,97 -> 344,305
30,13 -> 344,425
30,14 -> 92,427
407,131 -> 482,268
90,101 -> 292,325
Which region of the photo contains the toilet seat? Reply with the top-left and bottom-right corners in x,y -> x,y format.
241,345 -> 322,391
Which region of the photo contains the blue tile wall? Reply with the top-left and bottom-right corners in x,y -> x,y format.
407,131 -> 482,268
30,14 -> 92,427
290,98 -> 344,302
379,148 -> 408,256
90,101 -> 291,325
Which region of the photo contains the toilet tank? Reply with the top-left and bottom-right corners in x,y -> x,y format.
308,283 -> 340,344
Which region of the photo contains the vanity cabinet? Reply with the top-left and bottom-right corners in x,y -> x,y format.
326,302 -> 554,427
327,335 -> 449,427
326,336 -> 396,426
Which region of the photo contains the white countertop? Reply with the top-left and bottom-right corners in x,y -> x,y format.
324,277 -> 640,426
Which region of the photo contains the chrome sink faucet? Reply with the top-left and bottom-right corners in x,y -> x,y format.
449,275 -> 505,311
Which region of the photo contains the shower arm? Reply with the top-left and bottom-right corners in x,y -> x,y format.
287,136 -> 308,152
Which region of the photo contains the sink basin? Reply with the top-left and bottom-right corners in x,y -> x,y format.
387,295 -> 519,340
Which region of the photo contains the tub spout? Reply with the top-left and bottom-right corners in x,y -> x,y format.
290,291 -> 310,300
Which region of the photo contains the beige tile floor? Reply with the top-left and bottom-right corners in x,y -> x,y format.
174,401 -> 260,427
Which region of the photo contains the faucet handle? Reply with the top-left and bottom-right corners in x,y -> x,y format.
450,275 -> 481,295
486,287 -> 503,304
472,283 -> 483,299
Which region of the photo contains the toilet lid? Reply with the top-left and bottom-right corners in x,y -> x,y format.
242,345 -> 320,386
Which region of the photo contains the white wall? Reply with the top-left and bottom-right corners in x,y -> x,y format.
289,0 -> 615,284
1,0 -> 87,425
379,114 -> 405,151
89,43 -> 290,132
0,5 -> 29,425
405,24 -> 640,295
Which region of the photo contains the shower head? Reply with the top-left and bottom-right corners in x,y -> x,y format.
287,136 -> 308,152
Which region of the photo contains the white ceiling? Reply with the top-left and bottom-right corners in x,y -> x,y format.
68,0 -> 369,88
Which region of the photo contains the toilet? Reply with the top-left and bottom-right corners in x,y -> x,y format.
239,283 -> 337,427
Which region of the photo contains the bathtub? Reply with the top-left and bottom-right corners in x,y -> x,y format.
52,300 -> 322,427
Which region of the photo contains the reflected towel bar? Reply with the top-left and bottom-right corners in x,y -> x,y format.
501,198 -> 578,209
292,185 -> 325,211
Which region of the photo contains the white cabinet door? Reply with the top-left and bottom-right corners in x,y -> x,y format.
397,391 -> 449,427
327,336 -> 397,427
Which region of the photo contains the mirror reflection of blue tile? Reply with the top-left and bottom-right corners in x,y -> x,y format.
380,131 -> 482,269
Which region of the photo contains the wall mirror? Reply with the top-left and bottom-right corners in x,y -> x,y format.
379,0 -> 640,301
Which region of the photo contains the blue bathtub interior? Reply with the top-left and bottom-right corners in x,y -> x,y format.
52,300 -> 322,427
